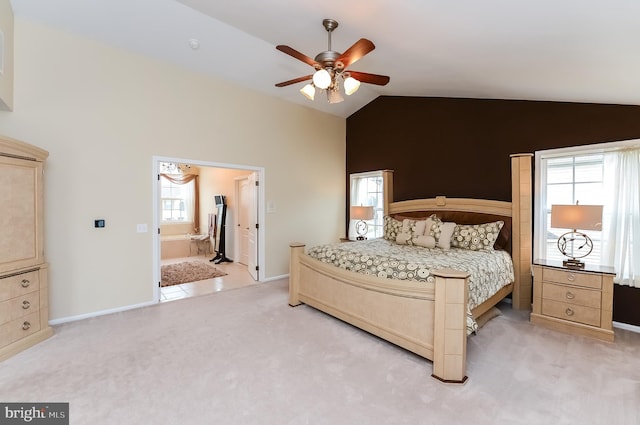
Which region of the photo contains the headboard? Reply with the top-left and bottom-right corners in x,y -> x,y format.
381,153 -> 533,311
388,197 -> 513,252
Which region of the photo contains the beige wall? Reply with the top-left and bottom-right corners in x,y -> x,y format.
0,0 -> 14,110
0,19 -> 346,321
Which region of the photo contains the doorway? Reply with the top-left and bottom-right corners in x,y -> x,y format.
152,156 -> 265,303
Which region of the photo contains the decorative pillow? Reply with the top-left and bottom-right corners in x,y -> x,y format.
383,216 -> 403,241
425,214 -> 456,249
424,214 -> 440,238
414,220 -> 427,237
435,222 -> 456,250
451,221 -> 504,251
414,235 -> 436,248
397,218 -> 416,245
396,232 -> 411,245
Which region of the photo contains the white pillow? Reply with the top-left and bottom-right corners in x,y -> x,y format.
414,235 -> 436,248
414,220 -> 427,236
396,232 -> 411,245
436,222 -> 457,250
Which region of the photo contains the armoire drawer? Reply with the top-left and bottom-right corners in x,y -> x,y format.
0,269 -> 40,302
0,291 -> 40,325
0,311 -> 41,347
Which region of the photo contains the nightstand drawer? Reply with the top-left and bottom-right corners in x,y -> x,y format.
542,268 -> 602,290
542,282 -> 601,309
542,299 -> 601,327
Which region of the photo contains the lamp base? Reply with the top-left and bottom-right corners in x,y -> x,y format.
355,220 -> 369,241
557,231 -> 592,270
563,258 -> 585,269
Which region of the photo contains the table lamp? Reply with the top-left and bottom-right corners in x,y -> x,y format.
350,206 -> 374,240
550,203 -> 603,269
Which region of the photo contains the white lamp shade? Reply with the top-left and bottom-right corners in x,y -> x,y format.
327,89 -> 344,104
350,206 -> 374,220
312,69 -> 332,89
343,76 -> 361,95
550,204 -> 603,230
299,84 -> 315,100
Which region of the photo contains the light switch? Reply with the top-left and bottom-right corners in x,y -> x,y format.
136,223 -> 148,233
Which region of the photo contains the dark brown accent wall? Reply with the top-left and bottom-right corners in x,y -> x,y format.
346,96 -> 640,326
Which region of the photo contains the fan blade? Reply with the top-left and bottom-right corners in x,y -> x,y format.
275,75 -> 313,87
336,39 -> 375,69
346,71 -> 390,86
276,45 -> 320,68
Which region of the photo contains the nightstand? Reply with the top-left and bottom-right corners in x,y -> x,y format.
531,259 -> 615,342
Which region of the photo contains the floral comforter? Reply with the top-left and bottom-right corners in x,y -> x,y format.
306,238 -> 514,334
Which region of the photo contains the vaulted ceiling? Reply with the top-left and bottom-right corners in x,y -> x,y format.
11,0 -> 640,118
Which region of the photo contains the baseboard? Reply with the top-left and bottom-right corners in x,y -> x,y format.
613,321 -> 640,334
262,273 -> 288,283
49,300 -> 157,325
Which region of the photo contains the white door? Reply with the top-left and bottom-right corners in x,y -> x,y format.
238,178 -> 250,266
237,173 -> 259,280
246,172 -> 259,280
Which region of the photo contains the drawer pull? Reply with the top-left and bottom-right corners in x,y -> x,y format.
565,308 -> 575,317
22,300 -> 31,309
22,321 -> 31,331
21,279 -> 31,288
566,291 -> 575,300
567,273 -> 576,282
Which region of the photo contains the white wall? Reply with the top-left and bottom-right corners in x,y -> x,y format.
0,19 -> 346,321
0,0 -> 14,110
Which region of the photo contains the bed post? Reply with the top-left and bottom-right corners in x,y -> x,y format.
382,170 -> 394,217
431,268 -> 470,384
289,243 -> 305,306
510,153 -> 533,311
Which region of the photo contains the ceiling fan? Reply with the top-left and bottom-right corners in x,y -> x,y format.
275,19 -> 390,103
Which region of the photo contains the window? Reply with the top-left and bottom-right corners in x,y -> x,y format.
159,162 -> 196,224
349,171 -> 385,239
538,154 -> 605,263
535,140 -> 640,288
161,178 -> 191,222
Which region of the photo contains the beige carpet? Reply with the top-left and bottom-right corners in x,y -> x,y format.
160,261 -> 226,287
1,280 -> 639,424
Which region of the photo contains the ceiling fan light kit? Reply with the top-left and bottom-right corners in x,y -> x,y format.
275,18 -> 390,103
300,83 -> 315,100
312,68 -> 332,89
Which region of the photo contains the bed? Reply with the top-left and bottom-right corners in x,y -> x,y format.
288,154 -> 533,384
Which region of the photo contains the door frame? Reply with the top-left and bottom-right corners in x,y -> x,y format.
151,156 -> 265,303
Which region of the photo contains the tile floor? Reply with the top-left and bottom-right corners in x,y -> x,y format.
160,254 -> 258,302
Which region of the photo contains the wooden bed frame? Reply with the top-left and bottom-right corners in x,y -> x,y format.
289,154 -> 532,384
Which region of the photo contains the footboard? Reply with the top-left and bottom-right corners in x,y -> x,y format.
289,243 -> 469,384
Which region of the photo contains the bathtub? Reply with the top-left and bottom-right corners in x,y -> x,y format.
161,234 -> 212,259
161,234 -> 193,259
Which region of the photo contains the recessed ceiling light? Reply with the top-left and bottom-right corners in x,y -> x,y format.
188,38 -> 200,50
